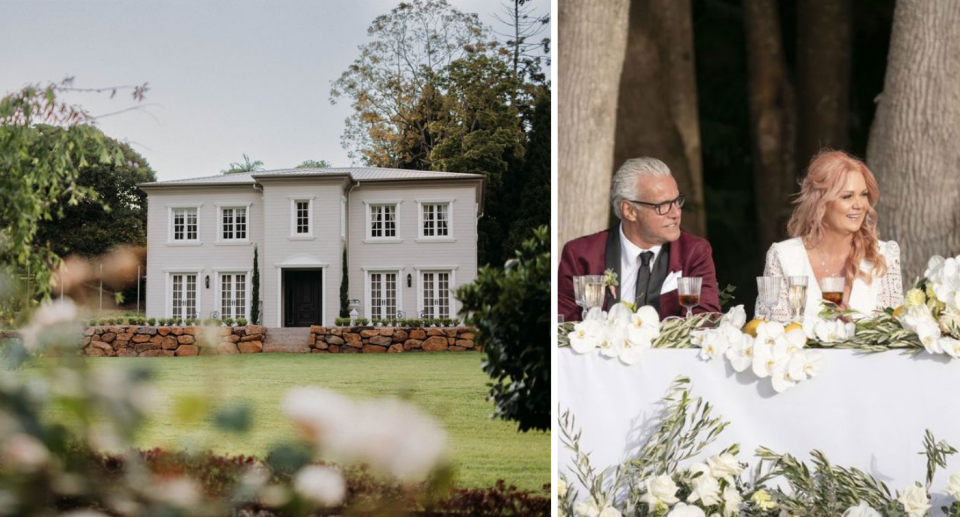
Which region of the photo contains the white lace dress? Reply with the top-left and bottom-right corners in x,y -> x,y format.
757,237 -> 903,322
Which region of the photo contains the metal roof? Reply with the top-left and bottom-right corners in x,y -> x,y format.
139,167 -> 484,187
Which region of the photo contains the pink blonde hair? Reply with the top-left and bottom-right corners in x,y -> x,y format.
786,150 -> 887,284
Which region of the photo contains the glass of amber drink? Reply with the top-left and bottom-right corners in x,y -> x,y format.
678,277 -> 702,319
820,277 -> 845,307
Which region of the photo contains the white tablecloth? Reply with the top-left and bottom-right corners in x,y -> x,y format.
558,348 -> 960,513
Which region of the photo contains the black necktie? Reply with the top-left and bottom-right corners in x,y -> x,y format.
635,251 -> 654,306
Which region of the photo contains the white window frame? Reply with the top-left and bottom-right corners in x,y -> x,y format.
164,270 -> 203,319
362,267 -> 403,320
214,269 -> 252,321
416,267 -> 458,319
363,200 -> 402,243
216,204 -> 252,245
416,198 -> 456,242
289,196 -> 316,240
166,204 -> 203,246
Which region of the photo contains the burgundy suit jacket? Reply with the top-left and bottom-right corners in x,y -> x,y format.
558,227 -> 721,321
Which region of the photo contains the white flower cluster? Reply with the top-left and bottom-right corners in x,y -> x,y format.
695,306 -> 825,393
282,387 -> 448,482
896,255 -> 960,357
637,453 -> 745,517
567,304 -> 661,365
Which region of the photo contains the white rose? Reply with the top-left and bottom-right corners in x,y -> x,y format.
721,305 -> 747,330
842,500 -> 881,517
640,474 -> 680,508
898,485 -> 930,517
294,465 -> 346,507
946,472 -> 960,499
574,498 -> 601,517
558,478 -> 568,498
721,485 -> 742,517
707,453 -> 743,482
686,467 -> 721,506
667,503 -> 707,517
598,506 -> 623,517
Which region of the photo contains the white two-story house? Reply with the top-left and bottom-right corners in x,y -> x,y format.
139,167 -> 484,327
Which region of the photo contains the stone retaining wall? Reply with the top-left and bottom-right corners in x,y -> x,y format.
309,325 -> 478,353
81,325 -> 266,357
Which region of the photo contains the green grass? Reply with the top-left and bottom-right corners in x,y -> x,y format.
27,353 -> 549,491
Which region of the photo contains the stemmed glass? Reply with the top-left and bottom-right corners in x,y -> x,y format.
678,277 -> 702,319
756,276 -> 781,321
573,275 -> 606,319
787,276 -> 808,323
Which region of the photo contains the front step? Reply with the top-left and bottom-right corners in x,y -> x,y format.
262,327 -> 311,353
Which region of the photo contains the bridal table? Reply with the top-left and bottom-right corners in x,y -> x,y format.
558,348 -> 960,512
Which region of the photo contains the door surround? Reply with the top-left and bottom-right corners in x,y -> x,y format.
275,255 -> 329,327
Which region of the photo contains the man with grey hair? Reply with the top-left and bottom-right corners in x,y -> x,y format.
558,157 -> 720,320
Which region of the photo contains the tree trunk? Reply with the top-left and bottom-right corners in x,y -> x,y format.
614,0 -> 706,237
797,0 -> 852,170
743,0 -> 797,253
558,0 -> 630,246
866,0 -> 960,283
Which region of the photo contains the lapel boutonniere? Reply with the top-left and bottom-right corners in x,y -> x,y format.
604,268 -> 619,299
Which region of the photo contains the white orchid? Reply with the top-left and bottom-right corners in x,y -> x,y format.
902,305 -> 944,354
898,485 -> 930,517
574,497 -> 621,517
724,334 -> 755,373
568,319 -> 604,354
782,328 -> 807,354
812,318 -> 855,344
698,328 -> 730,361
841,500 -> 881,517
721,304 -> 747,330
629,305 -> 661,340
752,336 -> 789,379
640,474 -> 680,510
606,303 -> 635,328
755,321 -> 785,347
941,337 -> 960,359
770,362 -> 797,393
667,503 -> 706,517
787,349 -> 824,382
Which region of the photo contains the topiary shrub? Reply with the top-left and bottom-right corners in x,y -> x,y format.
456,226 -> 549,433
236,318 -> 247,326
147,317 -> 156,326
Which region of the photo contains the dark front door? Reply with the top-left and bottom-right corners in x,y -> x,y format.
284,269 -> 322,327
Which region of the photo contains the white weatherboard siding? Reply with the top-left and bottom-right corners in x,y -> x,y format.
259,177 -> 348,327
144,186 -> 264,320
348,181 -> 479,320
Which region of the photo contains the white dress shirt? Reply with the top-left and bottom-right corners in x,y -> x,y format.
619,224 -> 663,304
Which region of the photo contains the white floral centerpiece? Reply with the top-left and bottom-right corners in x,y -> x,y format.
566,303 -> 661,365
897,255 -> 960,357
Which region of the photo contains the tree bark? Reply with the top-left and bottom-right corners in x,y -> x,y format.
796,0 -> 851,170
614,0 -> 706,237
866,0 -> 960,283
743,0 -> 797,253
558,0 -> 630,247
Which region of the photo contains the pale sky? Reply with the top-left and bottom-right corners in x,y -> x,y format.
0,0 -> 551,181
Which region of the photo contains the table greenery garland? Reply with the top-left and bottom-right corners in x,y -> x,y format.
559,254 -> 960,393
559,378 -> 960,517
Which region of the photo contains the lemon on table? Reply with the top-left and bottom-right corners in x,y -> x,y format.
785,322 -> 803,333
893,305 -> 904,317
743,319 -> 763,337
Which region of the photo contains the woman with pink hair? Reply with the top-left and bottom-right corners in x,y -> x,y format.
757,150 -> 903,321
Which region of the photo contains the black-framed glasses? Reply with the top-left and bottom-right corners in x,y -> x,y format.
628,194 -> 685,215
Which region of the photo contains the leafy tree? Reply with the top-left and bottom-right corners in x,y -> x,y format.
0,79 -> 145,302
35,128 -> 156,258
492,0 -> 551,85
502,88 -> 551,257
330,0 -> 493,166
251,245 -> 260,325
295,159 -> 332,169
221,154 -> 264,174
456,226 -> 549,432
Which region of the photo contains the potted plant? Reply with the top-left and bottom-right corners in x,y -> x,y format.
237,318 -> 247,327
224,317 -> 235,327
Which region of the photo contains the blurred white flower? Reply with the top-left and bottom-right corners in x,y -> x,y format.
18,299 -> 81,353
574,497 -> 601,517
0,433 -> 49,472
667,503 -> 706,517
721,305 -> 747,330
898,485 -> 930,517
946,472 -> 960,499
841,501 -> 881,517
721,485 -> 742,517
558,478 -> 568,498
707,453 -> 743,483
151,476 -> 202,508
282,387 -> 447,482
640,474 -> 680,509
598,506 -> 623,517
294,465 -> 346,507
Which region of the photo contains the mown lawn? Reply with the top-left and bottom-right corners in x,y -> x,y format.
26,353 -> 550,491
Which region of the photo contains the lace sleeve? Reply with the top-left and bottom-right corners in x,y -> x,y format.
878,240 -> 904,309
756,245 -> 792,322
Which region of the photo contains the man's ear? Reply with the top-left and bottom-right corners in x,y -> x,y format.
621,200 -> 637,222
